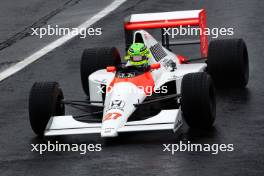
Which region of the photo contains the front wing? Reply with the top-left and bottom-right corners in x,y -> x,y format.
44,110 -> 183,137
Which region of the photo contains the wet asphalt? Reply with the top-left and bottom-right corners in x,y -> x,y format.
0,0 -> 264,175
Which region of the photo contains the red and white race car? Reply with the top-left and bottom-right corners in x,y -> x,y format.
29,9 -> 249,137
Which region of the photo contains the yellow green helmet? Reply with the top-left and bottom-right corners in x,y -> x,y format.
126,43 -> 152,66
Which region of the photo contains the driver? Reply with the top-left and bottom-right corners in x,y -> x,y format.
124,43 -> 152,67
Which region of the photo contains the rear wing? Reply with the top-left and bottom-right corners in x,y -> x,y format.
124,9 -> 208,57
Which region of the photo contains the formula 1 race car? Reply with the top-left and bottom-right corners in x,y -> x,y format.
28,9 -> 249,137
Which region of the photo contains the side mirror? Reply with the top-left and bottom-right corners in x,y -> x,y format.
106,66 -> 116,72
150,63 -> 160,70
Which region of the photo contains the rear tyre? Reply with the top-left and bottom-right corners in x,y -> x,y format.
80,47 -> 121,97
207,38 -> 249,88
29,82 -> 65,136
181,72 -> 216,129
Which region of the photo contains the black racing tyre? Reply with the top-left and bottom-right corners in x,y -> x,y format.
181,72 -> 216,129
29,82 -> 65,136
207,38 -> 249,88
80,47 -> 121,97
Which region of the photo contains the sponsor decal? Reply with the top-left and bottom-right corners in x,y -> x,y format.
161,58 -> 176,70
118,72 -> 136,78
103,112 -> 122,121
105,100 -> 125,112
168,74 -> 182,81
110,100 -> 125,110
94,79 -> 107,84
104,128 -> 114,133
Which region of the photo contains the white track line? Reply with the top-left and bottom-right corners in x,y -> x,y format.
0,0 -> 126,82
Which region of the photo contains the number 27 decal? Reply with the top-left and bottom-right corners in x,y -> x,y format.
103,112 -> 122,121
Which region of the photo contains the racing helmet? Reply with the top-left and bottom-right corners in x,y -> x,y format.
125,43 -> 152,66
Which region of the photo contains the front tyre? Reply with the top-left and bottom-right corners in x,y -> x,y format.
80,47 -> 121,97
207,38 -> 249,88
29,82 -> 65,136
181,72 -> 216,129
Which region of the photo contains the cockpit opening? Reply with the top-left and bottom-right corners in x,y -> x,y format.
134,33 -> 144,43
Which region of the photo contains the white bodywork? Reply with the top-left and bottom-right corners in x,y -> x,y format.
44,29 -> 206,137
129,10 -> 203,22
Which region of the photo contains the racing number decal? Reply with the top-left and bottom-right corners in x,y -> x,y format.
103,112 -> 122,121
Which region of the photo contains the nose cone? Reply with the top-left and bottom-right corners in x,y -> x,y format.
101,127 -> 118,137
101,82 -> 146,137
101,108 -> 124,137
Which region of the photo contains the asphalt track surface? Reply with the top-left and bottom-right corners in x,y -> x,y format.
0,0 -> 264,175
